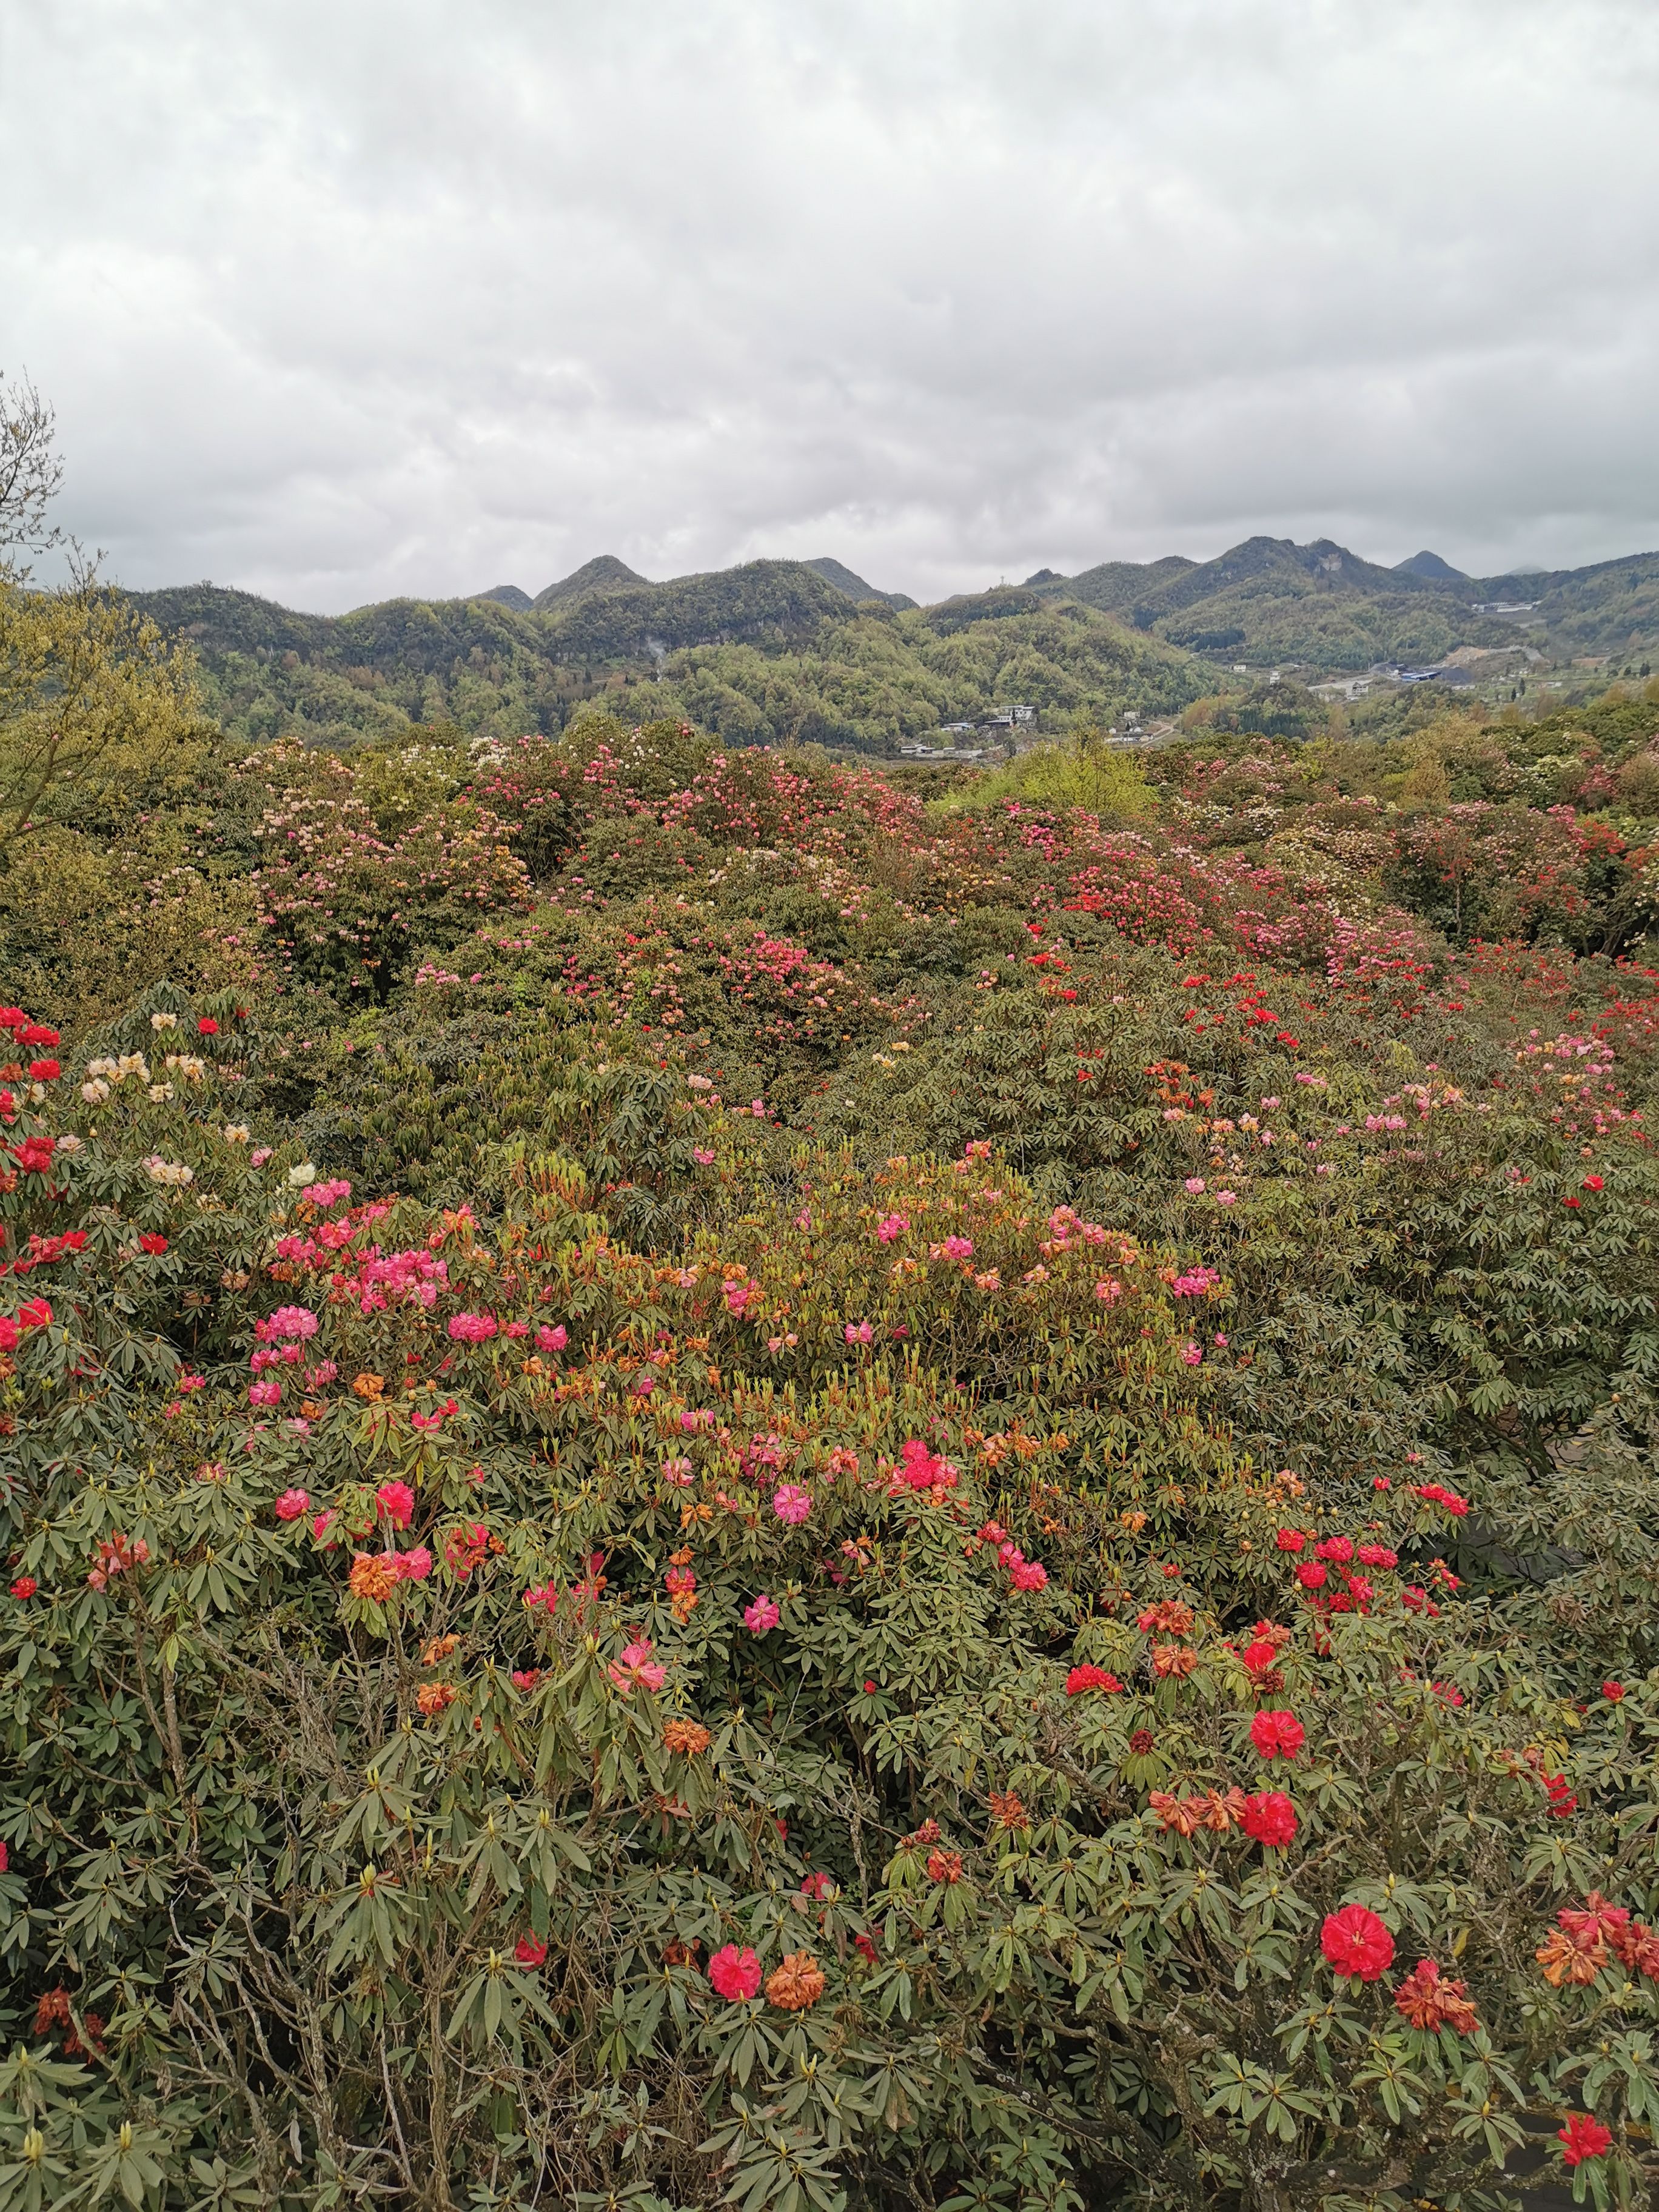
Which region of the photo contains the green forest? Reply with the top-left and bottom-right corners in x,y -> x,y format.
5,434 -> 1659,2208
122,533 -> 1659,771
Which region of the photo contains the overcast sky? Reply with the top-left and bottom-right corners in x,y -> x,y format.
5,0 -> 1658,611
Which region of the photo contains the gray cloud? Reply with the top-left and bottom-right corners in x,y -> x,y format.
5,0 -> 1658,609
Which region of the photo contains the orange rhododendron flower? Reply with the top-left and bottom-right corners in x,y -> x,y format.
988,1788 -> 1030,1831
663,1717 -> 712,1755
348,1553 -> 398,1603
764,1951 -> 827,2010
1393,1958 -> 1478,2034
416,1682 -> 457,1717
1536,1927 -> 1608,1988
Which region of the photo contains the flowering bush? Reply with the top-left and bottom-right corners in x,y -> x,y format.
4,686 -> 1659,2208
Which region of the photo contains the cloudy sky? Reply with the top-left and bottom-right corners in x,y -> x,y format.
5,0 -> 1658,610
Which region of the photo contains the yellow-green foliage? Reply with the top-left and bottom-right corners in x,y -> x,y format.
934,733 -> 1155,821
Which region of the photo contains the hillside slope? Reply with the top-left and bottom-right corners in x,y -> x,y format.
127,561 -> 1210,754
1030,535 -> 1659,670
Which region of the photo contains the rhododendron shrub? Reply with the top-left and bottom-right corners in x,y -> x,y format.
0,1032 -> 1655,2212
4,679 -> 1659,2208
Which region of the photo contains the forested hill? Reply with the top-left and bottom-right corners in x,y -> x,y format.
124,560 -> 1212,754
1037,535 -> 1659,669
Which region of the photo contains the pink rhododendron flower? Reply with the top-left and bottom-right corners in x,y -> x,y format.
743,1594 -> 780,1633
536,1323 -> 568,1352
772,1484 -> 811,1525
273,1488 -> 310,1521
447,1311 -> 498,1343
876,1213 -> 910,1242
845,1320 -> 873,1344
707,1944 -> 762,2000
608,1638 -> 667,1694
376,1480 -> 416,1529
397,1546 -> 432,1582
248,1380 -> 281,1407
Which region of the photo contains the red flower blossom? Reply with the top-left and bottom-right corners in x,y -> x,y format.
1273,1529 -> 1307,1553
1601,1681 -> 1625,1702
198,1017 -> 220,1034
926,1847 -> 965,1885
1295,1561 -> 1327,1589
1065,1663 -> 1122,1696
515,1936 -> 548,1968
707,1944 -> 762,2001
10,1576 -> 36,1600
1557,2114 -> 1612,2167
1249,1709 -> 1304,1760
1321,1903 -> 1395,1982
137,1233 -> 169,1256
1239,1791 -> 1298,1846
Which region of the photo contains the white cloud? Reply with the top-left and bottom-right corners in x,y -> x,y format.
5,0 -> 1658,608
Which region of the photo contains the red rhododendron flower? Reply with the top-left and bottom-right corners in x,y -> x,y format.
1544,1774 -> 1578,1817
1065,1663 -> 1123,1696
273,1489 -> 310,1521
10,1576 -> 36,1600
1602,1681 -> 1625,1702
1295,1561 -> 1328,1589
1249,1709 -> 1304,1760
1557,2114 -> 1612,2167
1314,1534 -> 1354,1564
1239,1791 -> 1298,1847
1274,1529 -> 1307,1553
1321,1903 -> 1395,1981
138,1233 -> 168,1256
1240,1638 -> 1278,1678
197,1017 -> 219,1034
514,1936 -> 548,1968
706,1944 -> 762,2001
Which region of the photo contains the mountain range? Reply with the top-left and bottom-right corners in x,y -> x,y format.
124,533 -> 1658,759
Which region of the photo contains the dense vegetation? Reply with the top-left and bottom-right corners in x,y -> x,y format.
5,531 -> 1659,2212
121,532 -> 1659,772
124,568 -> 1209,758
1042,538 -> 1659,673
